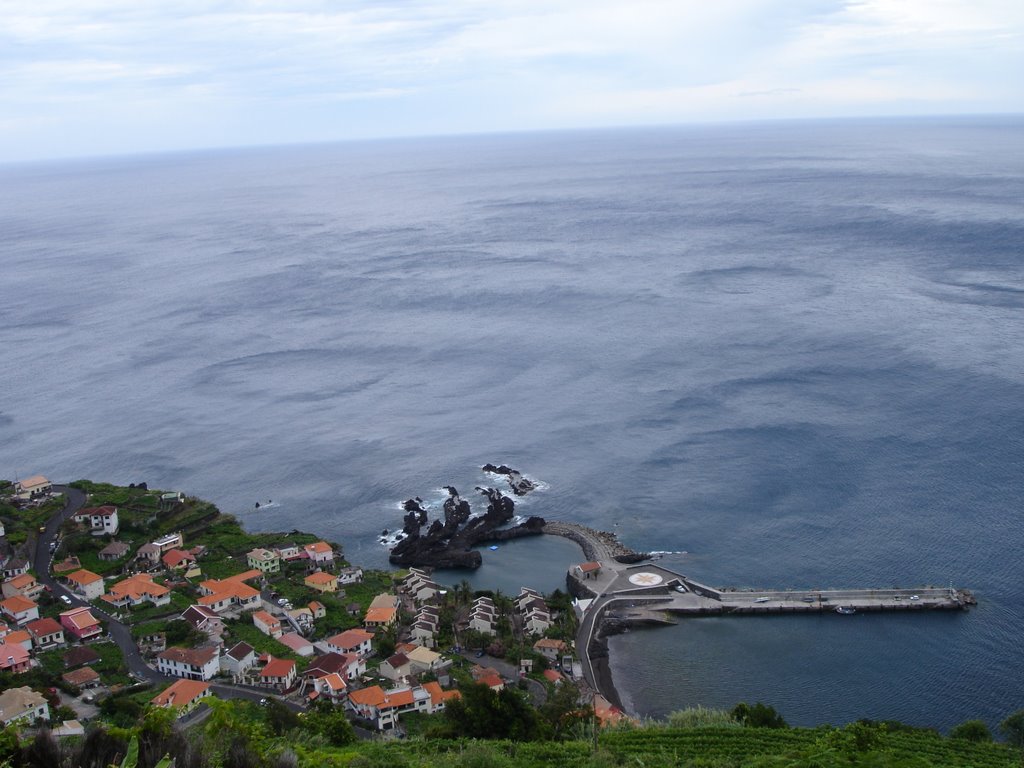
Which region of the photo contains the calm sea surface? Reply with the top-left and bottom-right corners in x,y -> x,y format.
2,117 -> 1022,730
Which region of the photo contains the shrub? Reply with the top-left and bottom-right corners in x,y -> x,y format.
950,719 -> 993,743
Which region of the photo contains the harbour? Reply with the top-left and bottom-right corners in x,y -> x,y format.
551,524 -> 975,712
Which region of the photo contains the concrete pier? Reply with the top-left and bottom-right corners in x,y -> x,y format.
556,536 -> 975,709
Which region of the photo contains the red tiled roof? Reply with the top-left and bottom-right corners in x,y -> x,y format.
152,679 -> 210,708
364,607 -> 396,624
348,685 -> 386,707
327,629 -> 373,649
162,549 -> 195,568
261,658 -> 295,678
26,618 -> 63,637
60,608 -> 100,631
1,595 -> 37,613
63,667 -> 100,686
5,574 -> 35,589
67,569 -> 103,586
304,571 -> 336,585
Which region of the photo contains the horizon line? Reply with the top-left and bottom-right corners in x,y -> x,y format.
4,110 -> 1022,170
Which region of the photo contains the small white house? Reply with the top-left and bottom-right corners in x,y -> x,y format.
221,642 -> 257,677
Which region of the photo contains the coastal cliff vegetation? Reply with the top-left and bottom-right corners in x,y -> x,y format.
2,703 -> 1023,768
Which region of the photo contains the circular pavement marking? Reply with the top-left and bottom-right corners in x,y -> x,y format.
628,572 -> 663,586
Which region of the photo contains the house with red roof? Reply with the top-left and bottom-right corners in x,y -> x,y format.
26,618 -> 65,650
304,571 -> 337,593
0,596 -> 39,626
259,657 -> 296,691
252,610 -> 282,639
197,570 -> 261,613
364,606 -> 397,628
0,641 -> 31,673
533,638 -> 569,662
66,569 -> 105,601
162,549 -> 196,571
302,541 -> 334,565
72,506 -> 119,535
1,574 -> 44,601
575,561 -> 602,580
151,680 -> 211,716
303,652 -> 366,684
59,607 -> 102,641
311,672 -> 347,705
325,628 -> 373,657
102,573 -> 170,609
542,669 -> 564,685
62,667 -> 101,688
3,631 -> 32,653
347,683 -> 459,730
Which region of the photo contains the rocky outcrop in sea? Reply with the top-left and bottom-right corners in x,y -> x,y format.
388,485 -> 545,569
481,463 -> 538,496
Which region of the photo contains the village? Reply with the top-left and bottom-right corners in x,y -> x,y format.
0,476 -> 626,737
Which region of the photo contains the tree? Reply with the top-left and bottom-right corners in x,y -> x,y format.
538,680 -> 593,740
375,625 -> 398,660
731,702 -> 788,729
304,701 -> 357,746
263,699 -> 300,736
1000,709 -> 1024,748
950,719 -> 992,743
443,682 -> 542,741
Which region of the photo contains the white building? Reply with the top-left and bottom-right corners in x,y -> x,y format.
66,569 -> 105,601
337,567 -> 363,585
73,506 -> 120,536
220,642 -> 257,677
14,476 -> 51,500
156,646 -> 220,681
325,628 -> 373,657
0,687 -> 49,726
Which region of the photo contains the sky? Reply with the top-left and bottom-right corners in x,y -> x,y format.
2,0 -> 1023,162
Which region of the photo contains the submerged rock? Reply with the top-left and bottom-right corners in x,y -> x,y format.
482,463 -> 538,496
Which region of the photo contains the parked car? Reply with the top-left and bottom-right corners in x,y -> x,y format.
60,595 -> 72,605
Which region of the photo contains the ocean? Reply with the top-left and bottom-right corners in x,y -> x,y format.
2,116 -> 1022,730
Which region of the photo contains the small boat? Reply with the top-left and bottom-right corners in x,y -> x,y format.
835,606 -> 857,615
488,545 -> 499,551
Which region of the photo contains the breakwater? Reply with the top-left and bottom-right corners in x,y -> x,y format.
544,525 -> 975,714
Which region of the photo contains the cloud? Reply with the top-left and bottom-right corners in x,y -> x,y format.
0,0 -> 1021,160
